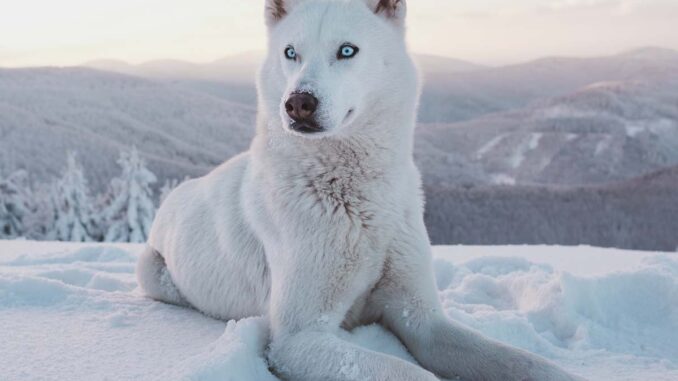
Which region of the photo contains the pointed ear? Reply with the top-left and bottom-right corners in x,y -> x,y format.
265,0 -> 305,26
366,0 -> 407,24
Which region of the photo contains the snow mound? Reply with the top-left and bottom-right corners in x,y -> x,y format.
437,250 -> 678,381
166,317 -> 277,381
5,246 -> 134,266
1,241 -> 677,381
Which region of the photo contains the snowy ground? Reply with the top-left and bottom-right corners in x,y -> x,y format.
1,241 -> 677,381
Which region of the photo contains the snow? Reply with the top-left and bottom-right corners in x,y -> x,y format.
490,173 -> 516,185
1,240 -> 677,381
529,133 -> 543,150
509,133 -> 543,169
475,134 -> 505,159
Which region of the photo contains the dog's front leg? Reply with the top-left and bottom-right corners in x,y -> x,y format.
375,217 -> 586,381
265,241 -> 438,381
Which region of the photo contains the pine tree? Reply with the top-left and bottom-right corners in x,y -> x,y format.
0,170 -> 33,239
102,148 -> 157,243
23,183 -> 57,241
50,152 -> 95,241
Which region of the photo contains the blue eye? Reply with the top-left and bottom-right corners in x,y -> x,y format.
338,44 -> 359,60
285,46 -> 297,60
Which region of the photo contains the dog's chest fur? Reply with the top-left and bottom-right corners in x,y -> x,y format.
304,142 -> 385,224
249,134 -> 406,322
258,135 -> 402,235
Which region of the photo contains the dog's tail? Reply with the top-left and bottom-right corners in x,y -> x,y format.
136,246 -> 188,307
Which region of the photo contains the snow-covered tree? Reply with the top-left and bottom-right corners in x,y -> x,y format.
0,170 -> 33,239
101,148 -> 157,243
23,183 -> 57,241
49,152 -> 96,241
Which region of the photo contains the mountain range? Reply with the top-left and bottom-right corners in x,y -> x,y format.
416,77 -> 678,186
1,47 -> 677,192
0,68 -> 255,190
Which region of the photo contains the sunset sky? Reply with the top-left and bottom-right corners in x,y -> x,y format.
1,0 -> 677,67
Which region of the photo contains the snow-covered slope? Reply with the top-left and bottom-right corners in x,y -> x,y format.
0,68 -> 255,190
78,48 -> 678,188
419,47 -> 678,123
417,78 -> 678,186
4,48 -> 677,191
1,241 -> 677,381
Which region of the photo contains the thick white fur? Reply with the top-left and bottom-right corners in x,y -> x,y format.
138,1 -> 585,380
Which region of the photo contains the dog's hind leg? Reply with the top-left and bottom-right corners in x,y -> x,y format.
136,246 -> 188,307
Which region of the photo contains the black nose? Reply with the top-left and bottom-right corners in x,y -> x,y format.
285,92 -> 318,121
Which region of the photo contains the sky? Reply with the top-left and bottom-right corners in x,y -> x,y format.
1,0 -> 677,67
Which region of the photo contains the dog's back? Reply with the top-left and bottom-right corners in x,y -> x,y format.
142,153 -> 270,320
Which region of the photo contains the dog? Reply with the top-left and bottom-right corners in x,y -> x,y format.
137,1 -> 585,380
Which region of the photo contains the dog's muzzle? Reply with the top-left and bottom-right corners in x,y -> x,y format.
285,92 -> 324,134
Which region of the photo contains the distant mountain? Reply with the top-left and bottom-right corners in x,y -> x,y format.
416,77 -> 678,186
0,67 -> 255,190
84,48 -> 678,126
419,47 -> 678,123
4,47 -> 678,192
617,46 -> 678,62
415,54 -> 487,74
85,52 -> 263,84
84,52 -> 485,84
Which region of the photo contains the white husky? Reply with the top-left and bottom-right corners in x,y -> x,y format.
138,1 -> 584,380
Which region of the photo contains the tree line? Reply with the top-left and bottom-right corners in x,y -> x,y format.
424,180 -> 678,252
0,148 -> 176,243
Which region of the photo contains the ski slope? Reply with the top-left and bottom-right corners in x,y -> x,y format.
1,241 -> 676,381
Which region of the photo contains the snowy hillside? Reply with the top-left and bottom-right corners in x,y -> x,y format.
3,48 -> 677,191
419,47 -> 678,124
1,241 -> 677,381
79,47 -> 678,188
0,68 -> 255,190
416,78 -> 678,186
5,50 -> 678,191
84,48 -> 678,127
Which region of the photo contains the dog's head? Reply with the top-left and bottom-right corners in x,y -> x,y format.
258,0 -> 417,138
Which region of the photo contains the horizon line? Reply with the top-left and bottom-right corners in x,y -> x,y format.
1,45 -> 676,70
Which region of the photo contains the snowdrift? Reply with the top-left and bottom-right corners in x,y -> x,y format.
1,241 -> 676,380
